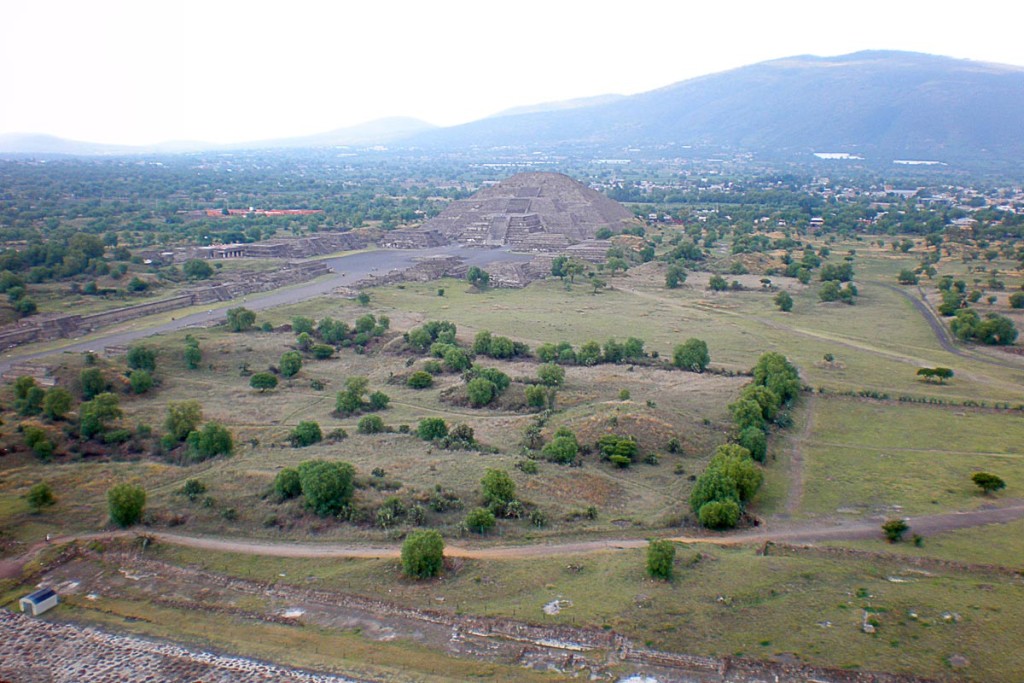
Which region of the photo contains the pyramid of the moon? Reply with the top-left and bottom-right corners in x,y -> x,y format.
421,172 -> 636,250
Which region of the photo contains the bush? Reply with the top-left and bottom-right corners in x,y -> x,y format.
368,391 -> 391,411
401,530 -> 445,579
971,471 -> 1006,495
279,351 -> 302,378
465,507 -> 496,534
542,434 -> 579,464
698,499 -> 741,529
26,482 -> 56,512
165,400 -> 202,442
297,460 -> 355,517
417,417 -> 448,441
274,468 -> 302,499
673,338 -> 710,372
774,290 -> 793,312
187,422 -> 234,461
250,372 -> 279,392
466,377 -> 496,407
407,371 -> 434,389
311,344 -> 335,360
357,415 -> 385,434
882,518 -> 909,543
536,366 -> 569,387
525,384 -> 547,408
179,479 -> 206,501
226,307 -> 256,332
647,539 -> 675,580
108,483 -> 146,527
126,345 -> 157,372
42,387 -> 73,421
290,421 -> 323,447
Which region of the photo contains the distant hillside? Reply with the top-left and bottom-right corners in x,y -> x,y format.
0,117 -> 437,156
402,51 -> 1024,164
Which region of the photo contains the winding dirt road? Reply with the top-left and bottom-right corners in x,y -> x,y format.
4,500 -> 1023,579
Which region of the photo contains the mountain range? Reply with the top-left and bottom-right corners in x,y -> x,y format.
4,51 -> 1024,165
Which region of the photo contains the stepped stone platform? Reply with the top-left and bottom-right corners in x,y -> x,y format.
0,609 -> 357,683
420,172 -> 637,251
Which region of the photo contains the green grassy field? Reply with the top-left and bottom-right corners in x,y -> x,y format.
795,399 -> 1024,517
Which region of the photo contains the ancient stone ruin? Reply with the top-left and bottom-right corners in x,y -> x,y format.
419,172 -> 637,251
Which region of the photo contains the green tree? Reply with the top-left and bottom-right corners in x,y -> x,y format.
466,266 -> 490,290
107,483 -> 146,527
465,507 -> 496,534
882,518 -> 909,543
443,346 -> 472,372
291,316 -> 315,335
250,372 -> 279,392
737,426 -> 768,462
897,269 -> 919,285
297,460 -> 355,517
126,345 -> 157,372
690,468 -> 740,515
1009,292 -> 1024,309
481,469 -> 516,512
708,274 -> 728,291
356,291 -> 371,306
26,482 -> 56,512
43,387 -> 73,421
279,351 -> 303,378
401,530 -> 445,579
80,392 -> 122,439
187,422 -> 234,461
577,340 -> 602,366
417,417 -> 448,441
183,342 -> 202,370
537,363 -> 566,387
972,471 -> 1006,495
665,264 -> 687,289
466,377 -> 496,407
226,307 -> 256,332
290,421 -> 323,447
183,259 -> 214,280
774,290 -> 794,312
129,369 -> 153,394
646,540 -> 675,580
164,400 -> 202,442
673,338 -> 710,373
79,367 -> 107,400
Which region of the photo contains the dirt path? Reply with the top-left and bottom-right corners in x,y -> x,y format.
5,500 -> 1023,578
785,394 -> 814,516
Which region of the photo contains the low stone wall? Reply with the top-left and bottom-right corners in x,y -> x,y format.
0,261 -> 332,352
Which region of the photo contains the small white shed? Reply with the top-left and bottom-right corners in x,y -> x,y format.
19,587 -> 58,616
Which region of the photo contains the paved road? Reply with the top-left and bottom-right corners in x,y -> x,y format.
876,280 -> 1022,370
0,246 -> 531,375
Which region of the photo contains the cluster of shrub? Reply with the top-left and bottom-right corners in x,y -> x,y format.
292,312 -> 390,354
690,352 -> 800,529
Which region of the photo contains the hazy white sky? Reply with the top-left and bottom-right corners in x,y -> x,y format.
3,0 -> 1022,145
